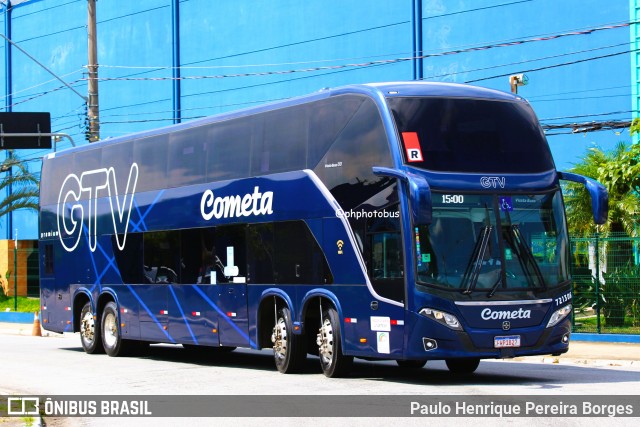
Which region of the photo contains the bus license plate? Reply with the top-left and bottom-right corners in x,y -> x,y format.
494,335 -> 521,348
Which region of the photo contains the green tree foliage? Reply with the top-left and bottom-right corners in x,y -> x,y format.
564,142 -> 640,237
0,151 -> 40,219
565,140 -> 640,328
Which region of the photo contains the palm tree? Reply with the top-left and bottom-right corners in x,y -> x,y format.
0,150 -> 40,219
564,142 -> 640,238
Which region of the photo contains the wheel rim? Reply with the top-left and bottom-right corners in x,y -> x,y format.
272,317 -> 288,362
317,317 -> 334,367
103,311 -> 118,348
81,310 -> 95,344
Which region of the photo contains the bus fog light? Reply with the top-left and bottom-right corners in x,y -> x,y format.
422,338 -> 438,351
562,333 -> 570,344
419,307 -> 463,331
547,304 -> 572,328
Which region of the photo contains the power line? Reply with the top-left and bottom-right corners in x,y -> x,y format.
8,17 -> 633,112
526,84 -> 631,100
0,33 -> 86,101
543,120 -> 632,135
1,79 -> 85,110
466,48 -> 636,83
421,41 -> 630,82
532,93 -> 631,103
87,21 -> 632,82
540,110 -> 635,122
423,0 -> 534,20
0,69 -> 84,103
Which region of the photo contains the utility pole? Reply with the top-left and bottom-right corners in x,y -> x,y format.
87,0 -> 100,142
4,0 -> 13,241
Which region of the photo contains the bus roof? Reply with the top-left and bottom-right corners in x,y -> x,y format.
45,81 -> 521,159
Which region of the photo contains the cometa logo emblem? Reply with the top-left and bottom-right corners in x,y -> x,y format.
481,308 -> 531,320
502,321 -> 511,331
200,186 -> 273,221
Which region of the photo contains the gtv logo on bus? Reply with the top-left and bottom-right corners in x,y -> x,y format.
57,164 -> 139,253
480,176 -> 506,189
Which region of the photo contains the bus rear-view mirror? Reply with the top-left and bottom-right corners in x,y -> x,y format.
372,166 -> 432,225
558,171 -> 609,225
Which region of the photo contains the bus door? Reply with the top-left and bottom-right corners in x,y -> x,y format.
213,227 -> 251,348
363,205 -> 406,358
325,209 -> 406,358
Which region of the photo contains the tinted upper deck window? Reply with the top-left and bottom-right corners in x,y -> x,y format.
388,97 -> 554,173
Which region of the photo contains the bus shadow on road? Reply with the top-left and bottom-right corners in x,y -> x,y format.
352,358 -> 640,387
72,343 -> 640,387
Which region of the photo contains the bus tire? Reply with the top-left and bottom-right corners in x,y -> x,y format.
317,307 -> 353,378
445,358 -> 480,374
101,301 -> 130,357
80,301 -> 104,354
396,359 -> 427,369
272,307 -> 306,373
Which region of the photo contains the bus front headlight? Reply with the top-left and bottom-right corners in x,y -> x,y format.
546,304 -> 572,328
419,307 -> 463,331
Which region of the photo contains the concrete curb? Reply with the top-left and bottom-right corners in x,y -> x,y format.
0,312 -> 36,323
509,355 -> 640,368
571,333 -> 640,343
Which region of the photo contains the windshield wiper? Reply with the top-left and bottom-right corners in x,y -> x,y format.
461,225 -> 493,294
509,225 -> 547,291
487,274 -> 502,298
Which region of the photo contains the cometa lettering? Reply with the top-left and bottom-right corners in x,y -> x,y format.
201,186 -> 273,220
481,307 -> 531,320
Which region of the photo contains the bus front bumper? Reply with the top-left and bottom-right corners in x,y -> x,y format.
403,311 -> 572,360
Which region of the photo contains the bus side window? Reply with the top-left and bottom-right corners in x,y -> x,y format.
273,221 -> 329,285
312,97 -> 394,212
252,108 -> 308,175
133,135 -> 169,192
307,96 -> 363,167
207,119 -> 252,181
169,126 -> 207,187
143,231 -> 180,284
112,233 -> 144,284
246,223 -> 275,284
214,225 -> 247,283
180,228 -> 209,284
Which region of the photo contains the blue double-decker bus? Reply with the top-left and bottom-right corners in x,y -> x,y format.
39,82 -> 607,377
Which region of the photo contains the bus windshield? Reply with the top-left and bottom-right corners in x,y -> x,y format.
387,96 -> 554,173
415,190 -> 570,293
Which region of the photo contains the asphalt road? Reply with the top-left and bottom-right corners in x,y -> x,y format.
1,332 -> 639,426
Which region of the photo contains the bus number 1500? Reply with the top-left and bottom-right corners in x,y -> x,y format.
442,195 -> 464,204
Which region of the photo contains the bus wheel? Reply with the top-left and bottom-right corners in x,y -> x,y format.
101,301 -> 129,357
317,307 -> 353,378
80,302 -> 103,354
271,307 -> 306,373
445,358 -> 480,374
396,360 -> 427,369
